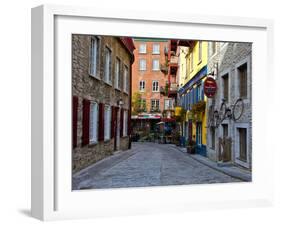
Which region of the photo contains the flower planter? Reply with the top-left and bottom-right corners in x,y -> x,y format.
186,145 -> 196,154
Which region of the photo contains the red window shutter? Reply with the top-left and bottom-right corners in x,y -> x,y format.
98,103 -> 104,141
111,106 -> 115,139
120,108 -> 124,137
82,99 -> 90,146
72,96 -> 78,148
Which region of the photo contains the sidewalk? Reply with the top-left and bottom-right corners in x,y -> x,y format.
173,145 -> 252,182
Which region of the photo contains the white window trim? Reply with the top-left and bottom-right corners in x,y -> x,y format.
104,105 -> 111,141
164,99 -> 173,110
104,46 -> 112,86
139,43 -> 147,54
219,68 -> 231,104
152,59 -> 160,71
114,57 -> 121,90
89,36 -> 101,79
123,64 -> 129,94
89,102 -> 99,144
234,56 -> 251,104
152,43 -> 160,54
233,123 -> 250,169
139,80 -> 145,92
151,99 -> 160,110
152,80 -> 159,92
139,59 -> 146,71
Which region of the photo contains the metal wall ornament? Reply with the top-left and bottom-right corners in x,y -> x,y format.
207,98 -> 245,128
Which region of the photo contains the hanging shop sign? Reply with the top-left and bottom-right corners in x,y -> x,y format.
204,77 -> 217,98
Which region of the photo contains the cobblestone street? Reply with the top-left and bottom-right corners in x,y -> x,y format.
73,142 -> 241,189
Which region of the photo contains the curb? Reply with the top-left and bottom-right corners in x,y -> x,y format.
173,145 -> 251,182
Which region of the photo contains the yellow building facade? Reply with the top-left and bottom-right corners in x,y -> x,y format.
178,41 -> 208,156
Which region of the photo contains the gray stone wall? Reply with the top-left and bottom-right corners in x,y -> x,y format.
72,34 -> 132,173
207,42 -> 252,169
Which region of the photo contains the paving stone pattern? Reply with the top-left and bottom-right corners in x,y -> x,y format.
72,142 -> 241,190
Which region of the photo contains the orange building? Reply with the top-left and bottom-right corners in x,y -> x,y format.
131,38 -> 175,133
132,38 -> 174,114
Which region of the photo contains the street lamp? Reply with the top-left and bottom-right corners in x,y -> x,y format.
117,98 -> 124,107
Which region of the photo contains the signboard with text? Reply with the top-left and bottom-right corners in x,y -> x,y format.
204,77 -> 217,98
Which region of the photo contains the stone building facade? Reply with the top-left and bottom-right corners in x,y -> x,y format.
206,42 -> 252,170
72,34 -> 135,173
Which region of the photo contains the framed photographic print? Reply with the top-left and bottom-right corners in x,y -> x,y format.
31,4 -> 274,221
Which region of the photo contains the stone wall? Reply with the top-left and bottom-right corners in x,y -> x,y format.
72,34 -> 132,173
207,42 -> 252,169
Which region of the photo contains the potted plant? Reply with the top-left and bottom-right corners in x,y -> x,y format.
186,139 -> 196,154
172,130 -> 181,146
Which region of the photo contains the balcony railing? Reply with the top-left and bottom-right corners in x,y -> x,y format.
160,86 -> 168,96
168,83 -> 178,97
160,64 -> 168,74
169,55 -> 178,65
136,108 -> 147,113
150,108 -> 161,113
164,106 -> 175,110
170,83 -> 178,91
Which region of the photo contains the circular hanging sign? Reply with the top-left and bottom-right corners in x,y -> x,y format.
204,77 -> 217,98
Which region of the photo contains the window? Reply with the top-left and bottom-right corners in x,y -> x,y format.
104,47 -> 112,84
238,128 -> 247,161
139,80 -> 145,91
238,63 -> 247,98
198,41 -> 202,62
164,99 -> 173,110
139,43 -> 146,54
222,124 -> 228,138
210,42 -> 216,56
139,59 -> 146,71
152,59 -> 160,71
151,99 -> 160,111
123,110 -> 128,136
211,128 -> 215,149
89,102 -> 98,143
104,105 -> 111,140
222,73 -> 229,102
89,37 -> 99,77
197,83 -> 203,101
115,58 -> 121,89
152,44 -> 160,54
152,81 -> 159,92
123,65 -> 128,93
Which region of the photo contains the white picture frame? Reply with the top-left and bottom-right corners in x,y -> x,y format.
31,4 -> 274,221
